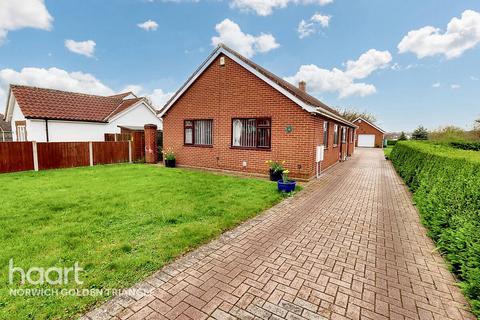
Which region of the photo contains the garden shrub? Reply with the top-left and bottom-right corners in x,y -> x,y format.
390,141 -> 480,316
451,141 -> 480,151
387,139 -> 397,146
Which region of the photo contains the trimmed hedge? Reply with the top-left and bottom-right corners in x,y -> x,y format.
390,141 -> 480,316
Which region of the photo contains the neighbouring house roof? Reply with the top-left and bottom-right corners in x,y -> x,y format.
353,117 -> 386,133
160,44 -> 356,128
0,113 -> 11,132
5,85 -> 151,123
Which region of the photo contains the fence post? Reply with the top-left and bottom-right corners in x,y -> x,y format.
89,142 -> 94,166
128,140 -> 132,163
32,141 -> 39,171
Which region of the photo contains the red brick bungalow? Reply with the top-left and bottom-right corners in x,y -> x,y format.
353,117 -> 385,148
160,45 -> 357,180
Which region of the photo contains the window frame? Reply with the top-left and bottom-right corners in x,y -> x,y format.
184,119 -> 213,147
231,117 -> 272,150
323,121 -> 329,148
15,121 -> 27,142
333,124 -> 339,146
341,126 -> 347,143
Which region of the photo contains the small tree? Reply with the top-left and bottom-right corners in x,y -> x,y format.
334,107 -> 377,123
412,126 -> 428,140
474,119 -> 480,139
398,132 -> 407,140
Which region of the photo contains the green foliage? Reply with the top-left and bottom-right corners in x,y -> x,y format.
398,131 -> 407,140
266,160 -> 285,173
429,126 -> 478,142
390,142 -> 480,316
450,141 -> 480,151
333,107 -> 377,123
383,146 -> 393,159
0,165 -> 283,319
412,125 -> 428,140
386,140 -> 397,146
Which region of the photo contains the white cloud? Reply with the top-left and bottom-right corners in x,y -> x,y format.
398,10 -> 480,59
211,19 -> 279,58
230,0 -> 333,16
284,49 -> 392,98
122,85 -> 174,109
65,39 -> 96,58
0,0 -> 53,44
298,13 -> 330,39
0,67 -> 174,112
137,20 -> 158,31
432,82 -> 441,88
0,67 -> 115,108
451,84 -> 461,89
471,76 -> 479,81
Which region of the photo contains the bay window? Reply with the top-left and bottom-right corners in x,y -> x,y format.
232,118 -> 271,149
184,120 -> 213,146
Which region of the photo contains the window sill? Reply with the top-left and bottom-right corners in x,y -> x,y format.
183,144 -> 213,148
230,146 -> 271,152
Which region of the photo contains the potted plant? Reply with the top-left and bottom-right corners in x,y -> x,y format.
163,149 -> 176,168
277,169 -> 296,193
266,160 -> 285,181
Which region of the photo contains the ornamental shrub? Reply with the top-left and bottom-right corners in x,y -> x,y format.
390,141 -> 480,316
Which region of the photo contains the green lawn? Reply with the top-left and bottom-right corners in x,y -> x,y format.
383,146 -> 393,158
0,164 -> 285,319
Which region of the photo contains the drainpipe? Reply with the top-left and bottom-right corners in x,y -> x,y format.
45,119 -> 49,142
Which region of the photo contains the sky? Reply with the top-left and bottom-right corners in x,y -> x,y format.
0,0 -> 479,132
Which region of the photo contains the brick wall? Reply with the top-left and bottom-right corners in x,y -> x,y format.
163,54 -> 353,179
354,119 -> 384,148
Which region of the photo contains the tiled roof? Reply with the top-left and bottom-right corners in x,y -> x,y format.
10,85 -> 143,122
0,113 -> 11,132
161,44 -> 355,127
219,44 -> 342,117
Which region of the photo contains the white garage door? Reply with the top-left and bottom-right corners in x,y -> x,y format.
358,134 -> 375,147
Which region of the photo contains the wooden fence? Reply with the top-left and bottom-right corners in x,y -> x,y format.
0,141 -> 132,174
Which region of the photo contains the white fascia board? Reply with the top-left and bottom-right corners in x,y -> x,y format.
107,99 -> 159,123
4,88 -> 15,122
353,117 -> 385,133
159,47 -> 318,117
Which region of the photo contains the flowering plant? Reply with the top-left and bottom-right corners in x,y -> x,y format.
282,169 -> 290,183
265,160 -> 285,173
162,148 -> 175,161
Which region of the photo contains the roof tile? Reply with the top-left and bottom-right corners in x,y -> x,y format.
10,85 -> 143,122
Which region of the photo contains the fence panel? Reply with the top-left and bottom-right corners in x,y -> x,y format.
104,133 -> 131,142
37,142 -> 90,170
0,142 -> 34,173
93,141 -> 129,165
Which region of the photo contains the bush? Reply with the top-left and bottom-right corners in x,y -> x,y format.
390,141 -> 480,316
451,141 -> 480,151
387,140 -> 397,146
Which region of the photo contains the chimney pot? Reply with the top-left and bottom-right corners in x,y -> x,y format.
299,81 -> 306,92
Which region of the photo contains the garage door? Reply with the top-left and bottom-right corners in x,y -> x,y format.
358,134 -> 375,147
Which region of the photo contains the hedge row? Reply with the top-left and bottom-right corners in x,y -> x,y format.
451,141 -> 480,151
390,141 -> 480,316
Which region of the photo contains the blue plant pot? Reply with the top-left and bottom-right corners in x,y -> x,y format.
277,180 -> 296,193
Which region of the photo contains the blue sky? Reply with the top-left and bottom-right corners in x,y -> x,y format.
0,0 -> 479,132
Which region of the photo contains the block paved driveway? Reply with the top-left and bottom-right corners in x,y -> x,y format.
83,148 -> 474,320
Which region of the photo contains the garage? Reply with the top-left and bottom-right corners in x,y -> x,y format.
357,134 -> 376,147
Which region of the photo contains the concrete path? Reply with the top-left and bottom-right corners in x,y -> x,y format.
83,148 -> 474,320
